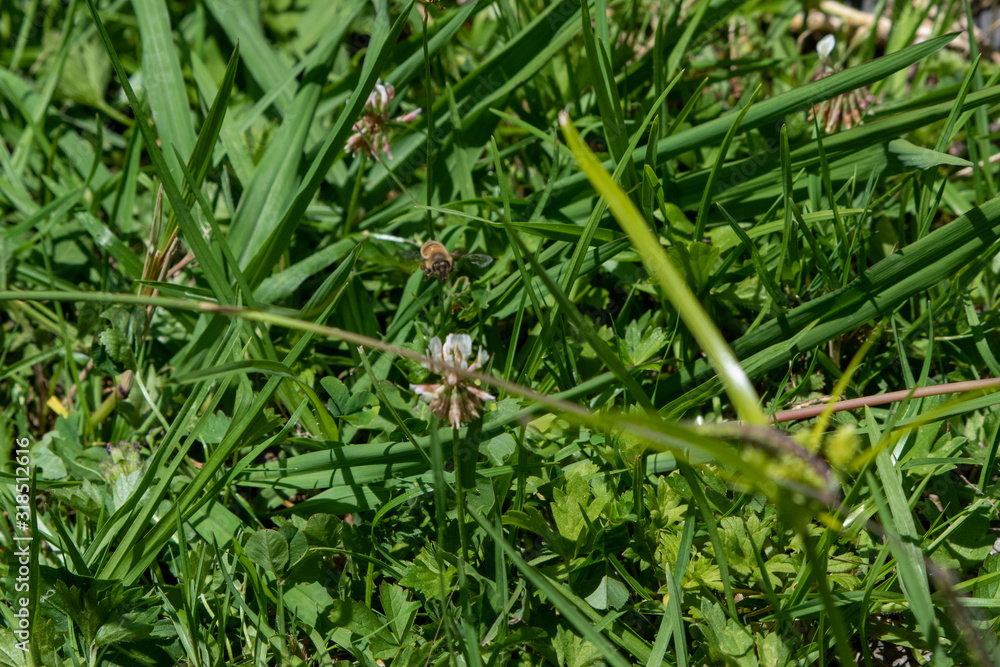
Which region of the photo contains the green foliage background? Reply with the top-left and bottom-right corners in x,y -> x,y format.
2,0 -> 1000,666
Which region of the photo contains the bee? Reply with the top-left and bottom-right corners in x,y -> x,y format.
419,240 -> 455,281
364,232 -> 493,281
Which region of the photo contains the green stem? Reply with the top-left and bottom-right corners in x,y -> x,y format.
422,9 -> 435,238
453,428 -> 481,664
429,423 -> 457,663
343,151 -> 367,237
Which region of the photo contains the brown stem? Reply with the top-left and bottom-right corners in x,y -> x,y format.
772,377 -> 1000,423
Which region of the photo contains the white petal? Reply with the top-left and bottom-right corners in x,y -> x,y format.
410,383 -> 443,399
444,333 -> 473,365
394,109 -> 422,123
468,386 -> 495,402
817,34 -> 836,61
449,395 -> 463,430
427,336 -> 444,361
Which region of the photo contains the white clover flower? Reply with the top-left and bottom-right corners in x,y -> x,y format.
345,78 -> 422,160
410,333 -> 495,430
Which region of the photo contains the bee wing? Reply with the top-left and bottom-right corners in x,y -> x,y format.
362,231 -> 418,246
363,233 -> 422,271
459,253 -> 494,268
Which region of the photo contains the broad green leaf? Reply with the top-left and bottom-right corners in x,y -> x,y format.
244,529 -> 290,576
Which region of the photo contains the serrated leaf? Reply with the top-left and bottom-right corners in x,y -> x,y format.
399,550 -> 455,601
551,462 -> 608,545
759,631 -> 792,667
701,598 -> 753,657
619,323 -> 669,365
108,469 -> 142,514
199,411 -> 231,444
54,582 -> 106,645
0,625 -> 29,666
329,598 -> 382,636
552,626 -> 604,667
91,328 -> 137,375
93,614 -> 153,646
380,582 -> 418,643
666,241 -> 719,293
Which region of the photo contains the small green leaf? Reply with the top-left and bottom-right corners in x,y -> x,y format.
887,138 -> 973,170
467,476 -> 497,516
380,582 -> 418,643
93,614 -> 153,646
582,573 -> 629,611
91,328 -> 137,376
483,432 -> 516,466
619,323 -> 670,366
199,411 -> 231,445
975,553 -> 1000,599
552,626 -> 604,667
108,469 -> 142,514
244,529 -> 290,576
303,514 -> 341,547
286,528 -> 309,568
593,524 -> 630,556
321,376 -> 351,415
667,242 -> 719,294
77,302 -> 101,337
322,377 -> 376,417
551,462 -> 608,545
504,507 -> 562,550
399,550 -> 455,601
701,599 -> 753,657
329,599 -> 397,658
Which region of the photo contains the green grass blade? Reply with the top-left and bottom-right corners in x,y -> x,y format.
551,32 -> 960,201
663,193 -> 1000,411
84,0 -> 234,304
243,1 -> 415,289
131,0 -> 197,185
559,110 -> 767,425
693,84 -> 761,241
